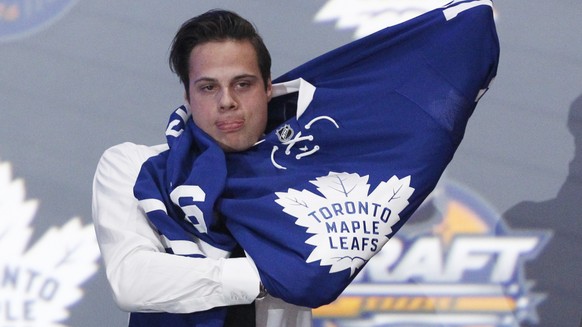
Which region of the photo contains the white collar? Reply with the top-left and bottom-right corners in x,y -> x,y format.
271,78 -> 316,120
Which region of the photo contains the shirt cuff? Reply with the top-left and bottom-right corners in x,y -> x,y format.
221,257 -> 260,304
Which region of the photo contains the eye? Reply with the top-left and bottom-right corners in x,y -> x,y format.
235,80 -> 252,90
200,84 -> 215,92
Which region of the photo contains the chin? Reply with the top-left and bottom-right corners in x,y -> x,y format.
220,142 -> 253,153
228,135 -> 263,152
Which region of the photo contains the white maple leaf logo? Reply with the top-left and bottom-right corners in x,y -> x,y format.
0,160 -> 100,326
315,0 -> 452,38
275,172 -> 414,275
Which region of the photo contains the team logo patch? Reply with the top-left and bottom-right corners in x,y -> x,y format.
270,116 -> 339,170
275,172 -> 414,275
276,124 -> 295,143
0,0 -> 79,43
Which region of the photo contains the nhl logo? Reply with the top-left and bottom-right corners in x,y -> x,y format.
276,124 -> 294,143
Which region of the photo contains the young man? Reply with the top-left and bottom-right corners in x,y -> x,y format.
94,2 -> 499,326
92,10 -> 311,327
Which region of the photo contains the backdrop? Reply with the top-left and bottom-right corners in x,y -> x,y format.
1,1 -> 580,326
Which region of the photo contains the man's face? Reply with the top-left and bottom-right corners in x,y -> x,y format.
186,40 -> 272,152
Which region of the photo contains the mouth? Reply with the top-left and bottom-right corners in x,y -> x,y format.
216,119 -> 244,132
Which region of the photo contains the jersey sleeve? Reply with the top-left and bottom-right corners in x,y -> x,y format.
222,1 -> 499,307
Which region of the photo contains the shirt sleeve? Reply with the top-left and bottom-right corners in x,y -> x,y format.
91,142 -> 260,313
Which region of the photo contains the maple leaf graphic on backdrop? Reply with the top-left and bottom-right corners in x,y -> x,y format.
314,0 -> 452,38
0,160 -> 100,326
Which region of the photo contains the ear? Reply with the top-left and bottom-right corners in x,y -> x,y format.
266,77 -> 273,101
183,91 -> 192,114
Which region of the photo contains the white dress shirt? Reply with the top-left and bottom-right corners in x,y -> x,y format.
92,142 -> 311,326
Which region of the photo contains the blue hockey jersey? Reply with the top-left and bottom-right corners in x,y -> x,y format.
133,1 -> 499,324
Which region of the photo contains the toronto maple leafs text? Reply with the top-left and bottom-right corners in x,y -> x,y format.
307,200 -> 392,252
1,265 -> 59,322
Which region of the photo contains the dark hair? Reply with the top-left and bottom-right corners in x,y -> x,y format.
169,9 -> 271,98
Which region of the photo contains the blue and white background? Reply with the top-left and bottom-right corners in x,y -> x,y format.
1,1 -> 580,326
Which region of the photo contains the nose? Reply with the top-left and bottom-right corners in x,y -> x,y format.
219,88 -> 238,111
